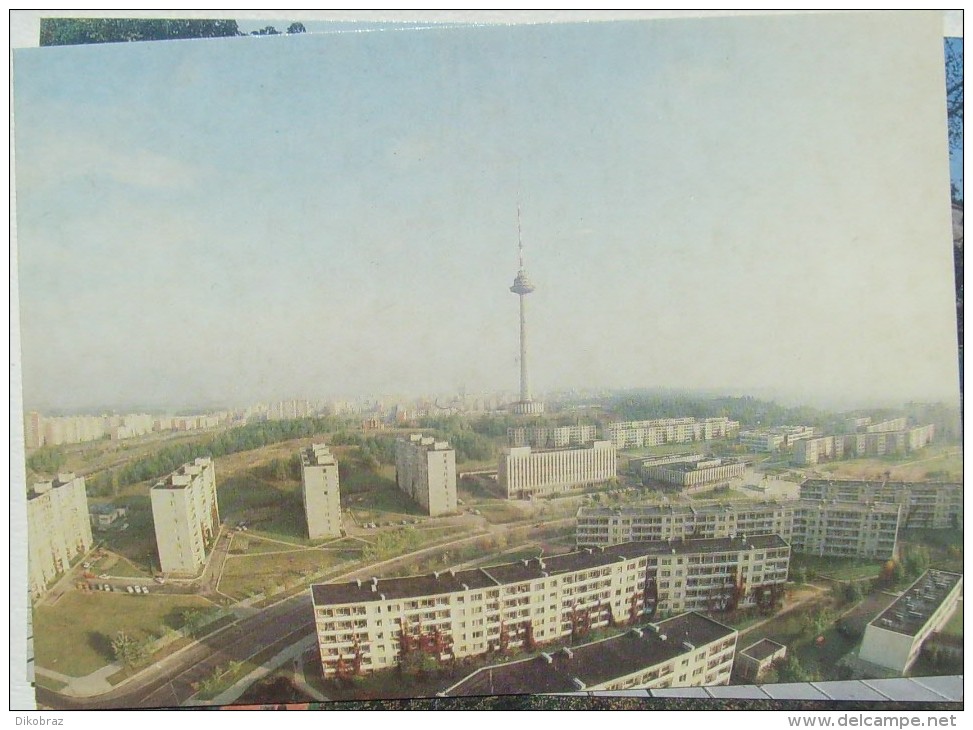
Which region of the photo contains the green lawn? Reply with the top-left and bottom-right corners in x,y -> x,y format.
218,550 -> 349,600
790,553 -> 883,581
476,501 -> 530,524
32,591 -> 213,677
941,605 -> 963,637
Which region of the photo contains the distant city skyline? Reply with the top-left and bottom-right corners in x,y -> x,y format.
13,13 -> 960,414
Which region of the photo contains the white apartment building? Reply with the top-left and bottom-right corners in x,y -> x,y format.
577,498 -> 901,560
150,457 -> 220,575
27,473 -> 93,600
602,417 -> 739,450
800,479 -> 962,530
793,435 -> 844,466
738,426 -> 815,453
507,424 -> 599,449
439,612 -> 737,695
859,570 -> 962,673
395,434 -> 457,517
301,444 -> 342,539
865,417 -> 909,433
499,441 -> 616,500
842,425 -> 935,458
311,536 -> 787,678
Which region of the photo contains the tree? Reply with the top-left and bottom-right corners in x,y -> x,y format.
287,23 -> 307,34
40,18 -> 242,45
110,632 -> 149,667
251,25 -> 281,36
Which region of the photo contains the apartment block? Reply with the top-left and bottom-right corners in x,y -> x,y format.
577,498 -> 901,560
150,457 -> 220,575
507,424 -> 598,448
311,536 -> 786,677
499,441 -> 616,500
27,473 -> 93,600
439,612 -> 737,695
301,444 -> 342,539
738,426 -> 815,453
602,417 -> 739,450
842,425 -> 935,458
800,479 -> 961,530
395,434 -> 457,517
793,435 -> 844,466
865,417 -> 909,433
638,454 -> 746,492
791,500 -> 901,559
859,570 -> 962,674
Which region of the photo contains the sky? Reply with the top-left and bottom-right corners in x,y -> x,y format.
12,12 -> 961,413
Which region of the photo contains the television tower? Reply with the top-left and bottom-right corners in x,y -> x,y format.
510,205 -> 544,415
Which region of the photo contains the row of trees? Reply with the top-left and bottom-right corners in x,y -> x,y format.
40,18 -> 307,46
606,391 -> 833,429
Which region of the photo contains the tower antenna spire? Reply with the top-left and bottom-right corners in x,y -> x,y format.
517,202 -> 525,269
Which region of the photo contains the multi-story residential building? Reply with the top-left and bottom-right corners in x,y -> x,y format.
859,570 -> 962,674
738,426 -> 815,453
842,425 -> 935,458
577,498 -> 901,560
865,417 -> 909,433
793,435 -> 844,466
638,455 -> 747,493
791,500 -> 901,559
25,411 -> 43,450
27,473 -> 93,600
577,500 -> 798,547
268,399 -> 313,421
439,612 -> 738,696
150,457 -> 220,575
507,424 -> 599,449
395,434 -> 457,517
499,441 -> 616,500
310,536 -> 787,678
602,417 -> 739,450
800,479 -> 961,530
301,444 -> 342,540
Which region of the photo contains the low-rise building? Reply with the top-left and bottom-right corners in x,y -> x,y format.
395,434 -> 457,517
800,479 -> 961,530
150,457 -> 220,575
311,536 -> 786,678
859,570 -> 962,674
89,503 -> 127,531
439,612 -> 737,696
27,473 -> 93,600
735,638 -> 786,682
301,444 -> 342,540
499,441 -> 616,499
638,454 -> 747,492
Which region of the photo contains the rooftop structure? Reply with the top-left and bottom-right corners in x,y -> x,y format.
439,612 -> 737,696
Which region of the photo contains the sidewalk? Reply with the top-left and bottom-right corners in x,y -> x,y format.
35,663 -> 120,697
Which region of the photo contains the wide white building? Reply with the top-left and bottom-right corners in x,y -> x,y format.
499,441 -> 616,499
859,570 -> 962,674
150,457 -> 220,575
301,444 -> 342,539
638,454 -> 747,492
27,473 -> 93,600
602,417 -> 739,450
800,479 -> 962,530
395,434 -> 457,517
507,424 -> 598,449
311,535 -> 787,678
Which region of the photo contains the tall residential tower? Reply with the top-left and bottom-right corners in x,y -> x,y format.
510,206 -> 544,415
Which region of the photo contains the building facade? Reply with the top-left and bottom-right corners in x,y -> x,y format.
793,435 -> 844,466
638,455 -> 747,492
507,424 -> 599,449
150,457 -> 220,575
499,441 -> 616,499
301,444 -> 342,539
800,479 -> 961,530
439,612 -> 738,695
859,570 -> 962,674
395,434 -> 457,517
311,536 -> 786,678
577,498 -> 901,560
27,473 -> 93,600
602,417 -> 739,450
738,426 -> 815,453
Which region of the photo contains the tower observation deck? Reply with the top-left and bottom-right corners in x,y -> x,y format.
510,207 -> 544,416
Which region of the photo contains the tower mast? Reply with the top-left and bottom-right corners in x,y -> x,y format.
510,205 -> 544,416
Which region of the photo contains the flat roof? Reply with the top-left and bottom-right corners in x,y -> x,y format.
442,612 -> 735,696
869,570 -> 962,637
740,638 -> 785,662
578,499 -> 793,519
312,535 -> 787,607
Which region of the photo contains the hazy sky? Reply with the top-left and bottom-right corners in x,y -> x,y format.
12,12 -> 961,412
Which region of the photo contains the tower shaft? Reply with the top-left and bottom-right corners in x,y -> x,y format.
519,294 -> 530,403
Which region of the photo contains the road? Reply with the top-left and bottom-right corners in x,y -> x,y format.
35,517 -> 576,709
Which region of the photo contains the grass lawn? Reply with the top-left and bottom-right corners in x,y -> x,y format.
32,591 -> 213,677
33,674 -> 68,693
476,501 -> 530,524
941,604 -> 963,637
790,554 -> 883,581
219,550 -> 349,600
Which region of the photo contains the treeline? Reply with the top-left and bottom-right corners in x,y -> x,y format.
331,432 -> 397,468
89,417 -> 344,496
40,18 -> 307,46
607,392 -> 832,428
